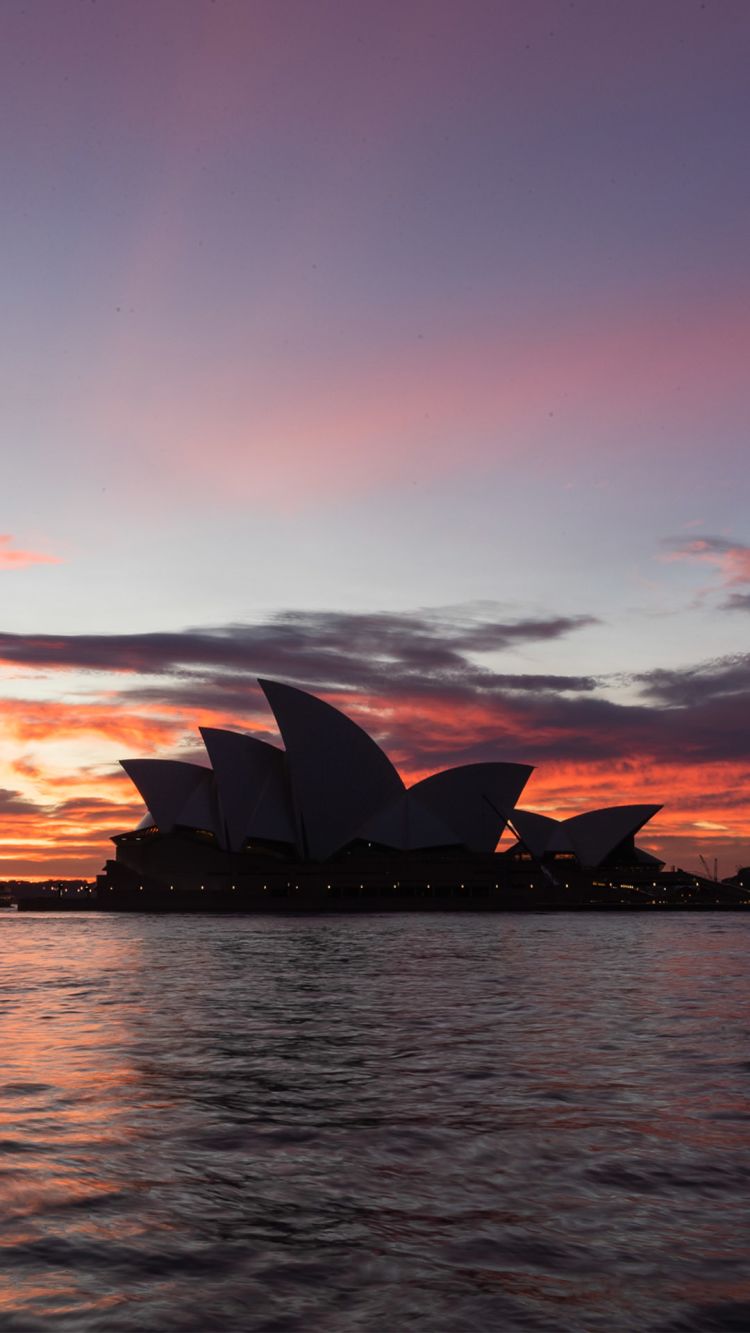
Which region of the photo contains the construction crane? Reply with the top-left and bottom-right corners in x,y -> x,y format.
699,854 -> 718,881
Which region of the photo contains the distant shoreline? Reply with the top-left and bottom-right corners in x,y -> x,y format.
14,896 -> 749,915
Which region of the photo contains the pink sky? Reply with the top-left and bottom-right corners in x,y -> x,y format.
0,0 -> 749,877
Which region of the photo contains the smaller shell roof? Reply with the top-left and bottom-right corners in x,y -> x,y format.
120,759 -> 210,834
357,790 -> 460,851
565,804 -> 662,867
174,769 -> 220,837
411,762 -> 533,853
200,727 -> 294,851
510,804 -> 662,867
508,809 -> 558,859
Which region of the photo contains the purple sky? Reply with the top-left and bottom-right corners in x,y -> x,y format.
1,1 -> 749,876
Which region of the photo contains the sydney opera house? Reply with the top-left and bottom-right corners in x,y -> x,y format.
92,678 -> 734,911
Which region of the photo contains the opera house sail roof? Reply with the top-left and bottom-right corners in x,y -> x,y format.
113,679 -> 667,904
509,804 -> 663,868
118,679 -> 534,862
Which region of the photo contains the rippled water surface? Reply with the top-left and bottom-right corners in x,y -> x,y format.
1,912 -> 749,1332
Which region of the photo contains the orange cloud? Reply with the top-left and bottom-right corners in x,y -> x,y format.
664,536 -> 750,587
0,534 -> 60,570
0,696 -> 192,750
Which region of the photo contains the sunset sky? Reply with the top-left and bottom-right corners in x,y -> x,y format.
1,0 -> 749,878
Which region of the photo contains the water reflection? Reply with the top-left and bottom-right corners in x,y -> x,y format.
0,913 -> 748,1330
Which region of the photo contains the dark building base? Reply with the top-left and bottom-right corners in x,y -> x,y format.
92,853 -> 749,913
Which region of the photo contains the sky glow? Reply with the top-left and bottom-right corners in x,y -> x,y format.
1,0 -> 749,877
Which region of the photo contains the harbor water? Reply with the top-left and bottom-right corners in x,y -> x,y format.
0,912 -> 748,1332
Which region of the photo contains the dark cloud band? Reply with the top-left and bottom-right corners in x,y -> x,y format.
1,608 -> 749,773
0,607 -> 599,691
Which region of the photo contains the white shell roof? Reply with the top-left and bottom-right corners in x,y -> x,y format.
564,805 -> 662,867
200,727 -> 295,851
118,683 -> 662,867
120,759 -> 210,834
259,679 -> 405,861
174,769 -> 221,836
410,762 -> 533,853
510,804 -> 661,867
507,809 -> 559,859
357,790 -> 459,850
